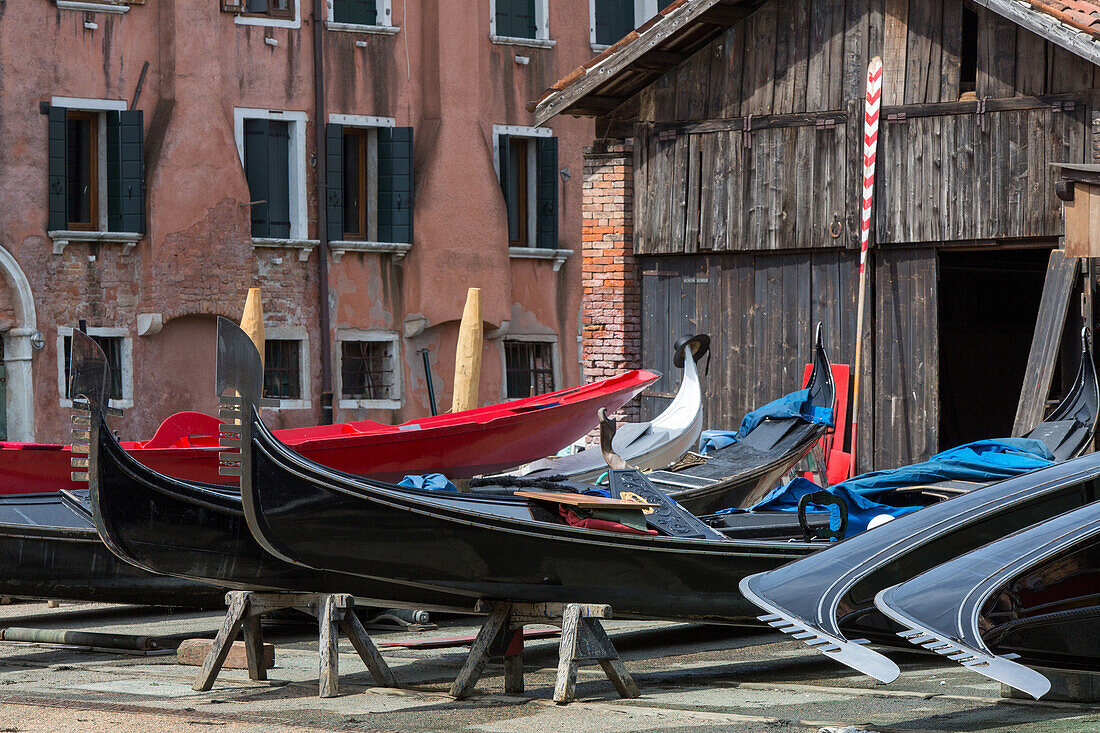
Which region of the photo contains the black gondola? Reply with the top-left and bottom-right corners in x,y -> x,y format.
738,452 -> 1100,683
70,331 -> 483,614
644,326 -> 836,514
0,491 -> 224,607
875,501 -> 1100,699
194,318 -> 833,622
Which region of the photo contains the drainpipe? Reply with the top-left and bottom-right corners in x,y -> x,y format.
313,0 -> 334,424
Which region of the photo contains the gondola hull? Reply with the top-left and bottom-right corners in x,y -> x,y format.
1,368 -> 658,494
245,419 -> 818,622
87,417 -> 484,614
739,453 -> 1100,682
0,493 -> 224,607
875,501 -> 1100,697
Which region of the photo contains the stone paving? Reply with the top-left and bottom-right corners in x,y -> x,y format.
0,600 -> 1097,732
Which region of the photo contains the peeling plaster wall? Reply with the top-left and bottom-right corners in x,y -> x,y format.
0,0 -> 593,443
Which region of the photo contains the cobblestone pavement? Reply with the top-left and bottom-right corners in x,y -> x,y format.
0,600 -> 1097,732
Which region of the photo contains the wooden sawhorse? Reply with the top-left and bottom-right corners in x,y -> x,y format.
449,600 -> 639,704
193,591 -> 396,698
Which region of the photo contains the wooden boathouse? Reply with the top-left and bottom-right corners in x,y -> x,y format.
533,0 -> 1100,471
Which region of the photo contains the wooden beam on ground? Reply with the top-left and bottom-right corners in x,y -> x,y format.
1013,252 -> 1079,435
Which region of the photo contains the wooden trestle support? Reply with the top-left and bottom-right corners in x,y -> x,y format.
449,600 -> 640,704
193,591 -> 397,698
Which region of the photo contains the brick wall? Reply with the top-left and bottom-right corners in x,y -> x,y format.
581,138 -> 642,425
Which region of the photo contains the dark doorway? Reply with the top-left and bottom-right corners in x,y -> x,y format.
938,248 -> 1051,448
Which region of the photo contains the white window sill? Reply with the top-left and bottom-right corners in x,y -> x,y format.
490,35 -> 555,49
591,43 -> 611,53
49,230 -> 142,256
326,21 -> 400,35
252,237 -> 320,261
57,1 -> 129,14
339,398 -> 402,410
329,240 -> 411,262
235,14 -> 301,29
508,246 -> 573,272
264,399 -> 312,411
59,397 -> 133,410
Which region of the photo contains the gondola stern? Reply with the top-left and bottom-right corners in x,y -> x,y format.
874,586 -> 1052,699
739,573 -> 900,683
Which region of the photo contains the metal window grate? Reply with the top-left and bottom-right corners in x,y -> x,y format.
264,340 -> 302,400
341,340 -> 394,400
64,334 -> 123,401
504,341 -> 554,398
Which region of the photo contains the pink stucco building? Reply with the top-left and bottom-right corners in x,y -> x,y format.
0,0 -> 664,443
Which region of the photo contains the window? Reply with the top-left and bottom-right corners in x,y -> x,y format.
491,0 -> 550,43
330,0 -> 394,26
590,0 -> 674,48
326,117 -> 413,245
504,341 -> 556,398
234,108 -> 308,241
264,340 -> 302,400
47,99 -> 146,236
494,126 -> 558,248
243,0 -> 293,17
337,330 -> 401,409
57,327 -> 133,408
960,6 -> 979,97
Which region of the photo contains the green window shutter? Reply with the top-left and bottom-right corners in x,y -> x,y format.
497,134 -> 514,237
48,107 -> 68,231
594,0 -> 634,45
325,123 -> 344,242
333,0 -> 377,25
243,119 -> 270,238
496,0 -> 536,38
536,137 -> 558,249
106,110 -> 145,234
267,121 -> 292,238
378,127 -> 413,244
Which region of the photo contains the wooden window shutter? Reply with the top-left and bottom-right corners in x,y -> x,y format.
325,123 -> 344,242
333,0 -> 376,25
266,121 -> 292,238
48,107 -> 68,231
496,0 -> 536,38
536,136 -> 558,249
106,110 -> 146,234
594,0 -> 634,46
497,133 -> 514,234
377,127 -> 413,244
243,119 -> 271,238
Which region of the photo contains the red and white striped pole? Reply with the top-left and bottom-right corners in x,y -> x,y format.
850,56 -> 882,476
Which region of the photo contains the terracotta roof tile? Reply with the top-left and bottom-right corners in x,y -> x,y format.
1026,0 -> 1100,39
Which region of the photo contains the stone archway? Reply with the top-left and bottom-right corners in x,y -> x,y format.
0,247 -> 37,442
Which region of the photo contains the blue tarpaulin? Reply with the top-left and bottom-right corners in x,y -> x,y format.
717,438 -> 1055,537
699,388 -> 834,455
398,473 -> 458,492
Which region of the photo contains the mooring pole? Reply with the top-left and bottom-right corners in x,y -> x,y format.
851,57 -> 882,477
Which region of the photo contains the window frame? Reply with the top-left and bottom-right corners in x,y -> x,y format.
493,124 -> 552,249
234,107 -> 310,242
235,0 -> 301,28
501,335 -> 560,401
328,114 -> 400,249
336,329 -> 402,410
325,0 -> 398,33
49,96 -> 129,239
56,326 -> 133,410
263,326 -> 311,410
588,0 -> 661,50
63,110 -> 100,232
490,0 -> 553,47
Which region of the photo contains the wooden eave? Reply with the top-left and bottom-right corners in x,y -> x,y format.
532,0 -> 762,126
973,0 -> 1100,66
